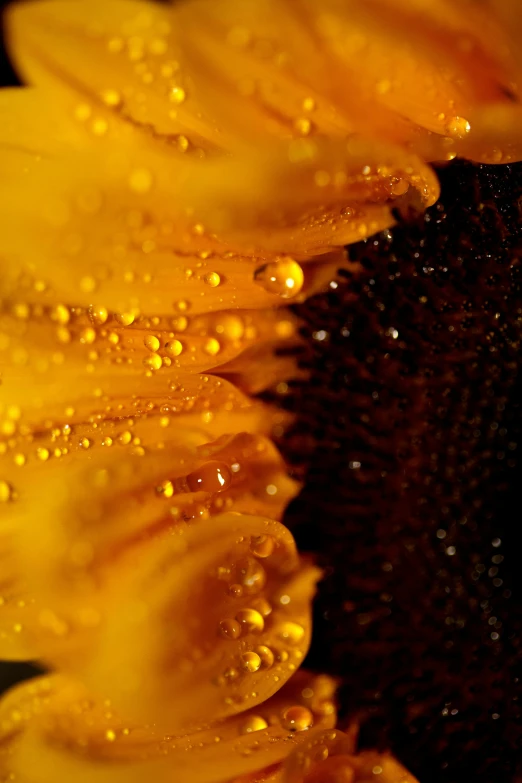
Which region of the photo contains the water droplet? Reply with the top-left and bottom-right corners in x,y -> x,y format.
204,337 -> 221,356
240,715 -> 268,734
101,89 -> 122,107
115,312 -> 135,326
37,448 -> 50,461
204,272 -> 221,288
164,339 -> 183,357
118,431 -> 132,446
250,597 -> 272,617
156,479 -> 174,499
172,315 -> 188,331
144,335 -> 160,352
214,314 -> 244,340
0,480 -> 13,502
186,461 -> 231,493
281,705 -> 313,731
219,618 -> 242,640
143,353 -> 163,371
250,534 -> 275,558
169,86 -> 186,104
255,645 -> 274,668
51,304 -> 70,325
80,327 -> 96,344
313,745 -> 329,762
89,305 -> 109,325
228,584 -> 243,598
254,258 -> 304,299
302,96 -> 315,112
235,608 -> 265,634
445,116 -> 471,138
294,117 -> 312,136
235,557 -> 267,594
240,651 -> 262,673
278,621 -> 305,644
388,178 -> 410,197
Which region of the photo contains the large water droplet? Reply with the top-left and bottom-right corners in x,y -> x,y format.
281,705 -> 313,731
185,461 -> 231,493
240,651 -> 262,673
254,257 -> 304,299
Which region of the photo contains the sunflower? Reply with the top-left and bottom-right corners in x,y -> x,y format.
0,1 -> 520,781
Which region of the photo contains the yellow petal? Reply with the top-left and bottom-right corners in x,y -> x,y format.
5,0 -> 221,146
185,136 -> 440,256
0,671 -> 335,783
1,402 -> 298,648
78,513 -> 319,730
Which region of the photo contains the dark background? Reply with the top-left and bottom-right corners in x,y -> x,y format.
1,3 -> 522,782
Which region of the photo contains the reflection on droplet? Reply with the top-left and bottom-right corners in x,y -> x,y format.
219,618 -> 242,640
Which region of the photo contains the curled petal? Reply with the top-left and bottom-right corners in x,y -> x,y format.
0,671 -> 335,783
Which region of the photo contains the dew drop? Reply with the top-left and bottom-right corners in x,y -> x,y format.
164,339 -> 183,358
214,314 -> 244,340
281,705 -> 313,732
219,618 -> 242,640
144,335 -> 161,352
51,304 -> 70,325
240,715 -> 268,734
235,558 -> 267,594
186,461 -> 231,493
89,305 -> 109,325
235,608 -> 265,634
250,534 -> 275,558
143,353 -> 163,371
115,312 -> 136,327
278,621 -> 305,644
254,257 -> 304,299
240,651 -> 262,673
204,337 -> 221,356
169,86 -> 186,104
445,115 -> 471,138
255,645 -> 274,668
204,272 -> 221,288
228,584 -> 244,598
0,480 -> 13,502
249,597 -> 272,617
156,479 -> 174,499
294,117 -> 312,136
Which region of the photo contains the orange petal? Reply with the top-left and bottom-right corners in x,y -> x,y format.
0,671 -> 335,783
